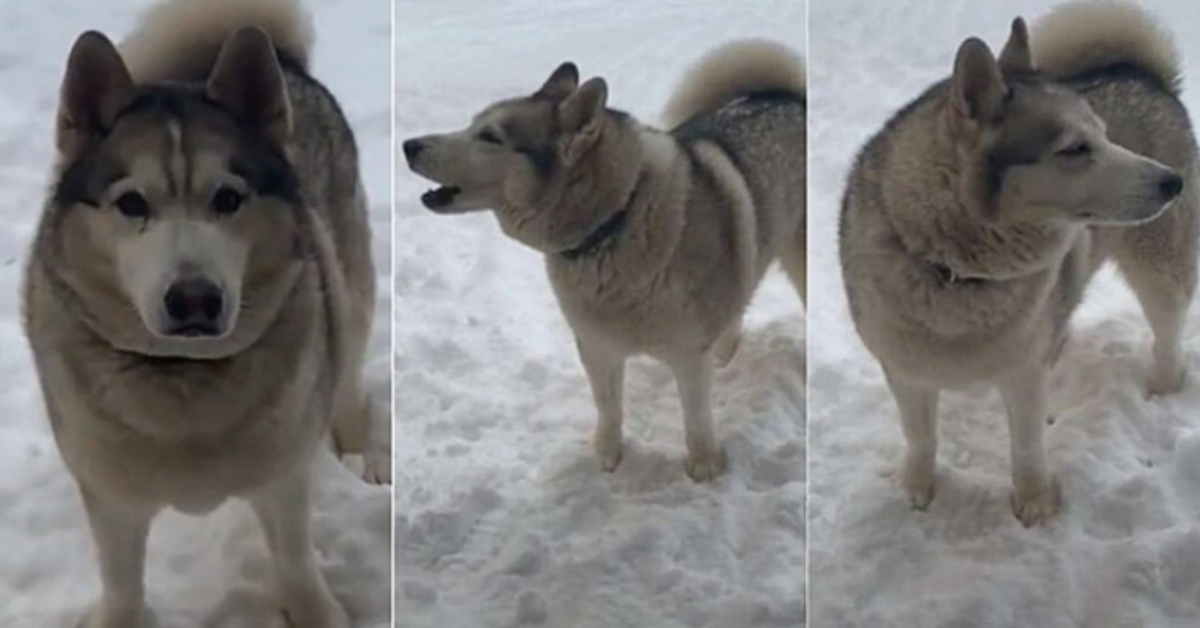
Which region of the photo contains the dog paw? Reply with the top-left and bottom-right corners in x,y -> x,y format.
282,589 -> 350,628
1147,365 -> 1185,397
900,462 -> 936,511
82,600 -> 147,628
1010,482 -> 1060,527
685,448 -> 726,482
362,451 -> 392,485
593,435 -> 623,472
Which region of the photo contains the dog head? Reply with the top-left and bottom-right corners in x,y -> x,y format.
403,63 -> 637,253
47,28 -> 305,359
947,18 -> 1182,225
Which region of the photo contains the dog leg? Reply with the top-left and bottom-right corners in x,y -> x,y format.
1126,273 -> 1191,396
330,383 -> 367,456
331,379 -> 390,485
671,352 -> 726,482
577,335 -> 626,471
79,486 -> 154,628
883,368 -> 938,510
1115,208 -> 1197,396
713,317 -> 743,367
249,471 -> 349,628
998,364 -> 1059,526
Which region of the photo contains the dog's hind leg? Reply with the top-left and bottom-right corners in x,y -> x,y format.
577,334 -> 627,472
1114,202 -> 1198,396
1131,274 -> 1191,396
669,352 -> 726,482
882,367 -> 939,510
249,470 -> 349,628
79,486 -> 156,628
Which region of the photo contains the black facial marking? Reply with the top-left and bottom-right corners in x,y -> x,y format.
53,154 -> 126,209
516,144 -> 557,177
118,84 -> 199,120
981,82 -> 1066,200
51,81 -> 304,215
53,84 -> 206,211
490,116 -> 557,177
53,160 -> 101,208
228,142 -> 302,206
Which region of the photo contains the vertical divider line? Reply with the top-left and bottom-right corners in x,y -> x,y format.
388,0 -> 398,625
802,0 -> 812,625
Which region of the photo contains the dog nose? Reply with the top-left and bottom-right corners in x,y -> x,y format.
163,277 -> 224,334
403,139 -> 424,162
1159,172 -> 1184,200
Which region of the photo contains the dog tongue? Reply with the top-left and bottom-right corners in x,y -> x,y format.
421,186 -> 460,209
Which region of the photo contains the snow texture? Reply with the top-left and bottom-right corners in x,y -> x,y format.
0,1 -> 392,626
394,1 -> 806,627
808,1 -> 1200,627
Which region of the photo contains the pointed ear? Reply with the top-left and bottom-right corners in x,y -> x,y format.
998,17 -> 1034,76
536,62 -> 579,100
57,31 -> 136,159
950,37 -> 1008,127
206,27 -> 291,144
557,77 -> 608,166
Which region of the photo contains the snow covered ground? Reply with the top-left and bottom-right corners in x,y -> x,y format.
0,1 -> 392,626
808,1 -> 1200,626
394,1 -> 806,626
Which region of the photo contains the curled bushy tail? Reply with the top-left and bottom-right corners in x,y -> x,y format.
117,0 -> 315,83
1031,0 -> 1180,94
661,38 -> 806,129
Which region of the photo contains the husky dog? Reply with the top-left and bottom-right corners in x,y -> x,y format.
404,40 -> 806,481
22,0 -> 378,625
840,1 -> 1197,526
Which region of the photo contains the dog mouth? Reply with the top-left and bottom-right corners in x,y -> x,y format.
165,322 -> 224,338
421,185 -> 461,210
1076,199 -> 1173,225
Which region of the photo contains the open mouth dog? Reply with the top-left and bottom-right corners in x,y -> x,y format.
421,185 -> 461,210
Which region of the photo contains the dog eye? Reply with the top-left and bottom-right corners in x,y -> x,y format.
211,186 -> 244,215
477,129 -> 504,145
1057,142 -> 1092,158
113,191 -> 150,218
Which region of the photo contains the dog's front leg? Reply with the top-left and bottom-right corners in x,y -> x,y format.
883,368 -> 939,510
249,469 -> 349,628
670,352 -> 726,482
79,486 -> 154,628
577,334 -> 627,471
998,364 -> 1059,526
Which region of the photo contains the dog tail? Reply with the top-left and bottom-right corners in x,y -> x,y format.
661,39 -> 806,129
118,0 -> 315,84
1031,0 -> 1181,95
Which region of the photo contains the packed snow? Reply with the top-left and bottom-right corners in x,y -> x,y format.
808,1 -> 1200,626
394,1 -> 806,626
0,1 -> 392,626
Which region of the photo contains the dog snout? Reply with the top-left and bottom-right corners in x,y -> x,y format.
163,277 -> 224,336
403,139 -> 425,163
1159,171 -> 1184,201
